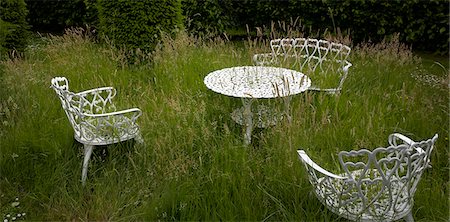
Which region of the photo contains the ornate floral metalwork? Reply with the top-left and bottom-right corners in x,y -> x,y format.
204,66 -> 311,98
51,77 -> 143,185
253,38 -> 352,94
297,133 -> 438,221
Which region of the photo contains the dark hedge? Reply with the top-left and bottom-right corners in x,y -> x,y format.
25,0 -> 89,33
182,0 -> 448,54
0,0 -> 29,56
5,0 -> 448,54
97,0 -> 183,52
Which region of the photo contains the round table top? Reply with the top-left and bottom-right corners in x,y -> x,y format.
204,66 -> 311,98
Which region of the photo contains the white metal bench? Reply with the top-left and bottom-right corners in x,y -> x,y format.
253,38 -> 352,94
297,133 -> 438,221
51,77 -> 143,185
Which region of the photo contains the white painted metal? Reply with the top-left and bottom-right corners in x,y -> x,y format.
51,77 -> 143,185
204,66 -> 311,98
297,133 -> 438,221
230,104 -> 283,128
253,38 -> 352,94
204,66 -> 311,144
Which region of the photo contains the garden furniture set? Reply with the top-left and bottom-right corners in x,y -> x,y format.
51,37 -> 438,221
204,38 -> 352,145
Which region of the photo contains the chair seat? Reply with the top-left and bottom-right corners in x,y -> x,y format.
74,116 -> 140,146
307,86 -> 339,94
231,104 -> 283,128
315,169 -> 412,222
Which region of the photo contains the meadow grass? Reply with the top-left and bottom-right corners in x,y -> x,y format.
0,28 -> 448,221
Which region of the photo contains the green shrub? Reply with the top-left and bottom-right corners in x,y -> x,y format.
25,0 -> 89,33
328,0 -> 448,54
182,0 -> 233,36
98,0 -> 183,53
83,0 -> 99,29
402,0 -> 448,54
0,19 -> 13,56
191,0 -> 447,54
0,0 -> 29,55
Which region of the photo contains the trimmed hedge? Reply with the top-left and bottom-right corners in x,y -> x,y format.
182,0 -> 448,54
327,0 -> 448,53
181,0 -> 233,36
0,19 -> 12,56
98,0 -> 183,52
0,0 -> 29,56
25,0 -> 89,33
4,0 -> 445,54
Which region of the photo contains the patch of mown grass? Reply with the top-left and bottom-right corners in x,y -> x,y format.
0,28 -> 448,221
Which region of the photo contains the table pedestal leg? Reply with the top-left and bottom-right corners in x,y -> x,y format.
242,98 -> 253,145
283,95 -> 292,123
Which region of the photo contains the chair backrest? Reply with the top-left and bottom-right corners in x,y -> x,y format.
51,77 -> 82,135
51,76 -> 120,140
334,134 -> 438,219
269,38 -> 351,73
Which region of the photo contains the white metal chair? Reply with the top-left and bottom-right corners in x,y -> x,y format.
51,77 -> 143,185
253,38 -> 352,94
297,133 -> 438,221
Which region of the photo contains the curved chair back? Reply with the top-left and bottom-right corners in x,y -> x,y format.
267,38 -> 351,72
298,133 -> 438,221
254,38 -> 352,94
51,77 -> 82,138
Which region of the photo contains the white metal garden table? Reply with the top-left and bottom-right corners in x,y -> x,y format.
204,66 -> 311,144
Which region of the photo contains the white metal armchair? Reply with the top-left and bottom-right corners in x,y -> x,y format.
253,38 -> 352,94
51,77 -> 143,185
297,133 -> 438,221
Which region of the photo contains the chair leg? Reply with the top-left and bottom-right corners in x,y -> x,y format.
135,132 -> 144,145
81,144 -> 94,186
404,212 -> 414,222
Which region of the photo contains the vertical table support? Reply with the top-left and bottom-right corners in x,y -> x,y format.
283,95 -> 292,123
242,98 -> 253,145
204,66 -> 311,146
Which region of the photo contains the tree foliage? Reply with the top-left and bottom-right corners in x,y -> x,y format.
25,0 -> 89,33
97,0 -> 183,52
0,0 -> 29,56
182,0 -> 233,36
182,0 -> 448,54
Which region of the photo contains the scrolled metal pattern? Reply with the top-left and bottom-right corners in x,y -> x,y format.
297,133 -> 438,221
253,38 -> 352,94
51,77 -> 143,185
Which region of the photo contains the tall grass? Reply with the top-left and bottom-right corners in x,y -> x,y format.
0,27 -> 448,221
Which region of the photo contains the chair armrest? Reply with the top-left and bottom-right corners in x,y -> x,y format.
83,108 -> 142,120
253,53 -> 276,66
388,133 -> 415,146
76,86 -> 117,98
388,133 -> 430,159
297,150 -> 346,179
343,61 -> 352,73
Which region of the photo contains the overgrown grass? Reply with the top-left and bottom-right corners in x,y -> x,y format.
0,28 -> 448,221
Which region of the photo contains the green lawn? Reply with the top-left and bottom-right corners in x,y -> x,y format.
0,29 -> 448,221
